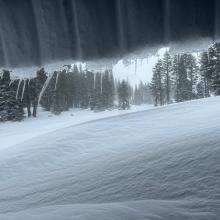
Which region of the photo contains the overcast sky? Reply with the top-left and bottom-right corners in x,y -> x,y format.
113,48 -> 169,87
4,47 -> 175,87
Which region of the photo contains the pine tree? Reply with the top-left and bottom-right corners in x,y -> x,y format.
151,59 -> 164,106
72,65 -> 81,108
85,70 -> 95,108
200,51 -> 212,97
133,85 -> 141,105
79,71 -> 89,109
133,82 -> 146,105
40,71 -> 57,111
142,83 -> 154,104
208,42 -> 220,95
0,70 -> 24,122
29,68 -> 47,117
162,51 -> 173,104
184,54 -> 198,99
117,80 -> 130,110
52,70 -> 70,113
173,54 -> 190,102
102,70 -> 115,109
91,73 -> 103,111
66,70 -> 75,109
196,80 -> 205,99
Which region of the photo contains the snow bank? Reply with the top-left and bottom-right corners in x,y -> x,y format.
0,97 -> 220,219
1,199 -> 216,220
0,105 -> 153,150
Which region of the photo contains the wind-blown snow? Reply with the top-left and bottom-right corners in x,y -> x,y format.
0,105 -> 153,150
0,97 -> 220,219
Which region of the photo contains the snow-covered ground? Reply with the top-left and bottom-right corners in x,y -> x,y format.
0,105 -> 153,150
0,97 -> 220,219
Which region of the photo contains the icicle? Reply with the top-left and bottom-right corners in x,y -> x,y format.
207,51 -> 210,63
100,74 -> 103,94
140,58 -> 143,67
94,73 -> 96,89
28,78 -> 30,86
9,79 -> 14,87
21,80 -> 26,101
54,72 -> 59,90
16,79 -> 22,100
134,59 -> 137,75
38,73 -> 54,106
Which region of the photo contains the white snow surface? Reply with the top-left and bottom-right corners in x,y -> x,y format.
0,98 -> 220,219
0,105 -> 153,150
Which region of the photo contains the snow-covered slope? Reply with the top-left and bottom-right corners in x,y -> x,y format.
0,97 -> 220,220
0,105 -> 153,150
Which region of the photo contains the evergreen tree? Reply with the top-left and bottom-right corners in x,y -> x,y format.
151,59 -> 164,106
208,42 -> 220,95
133,85 -> 141,105
85,70 -> 95,108
196,80 -> 205,99
117,80 -> 130,110
102,70 -> 115,109
162,51 -> 173,104
142,83 -> 154,104
40,71 -> 57,111
51,70 -> 70,113
91,73 -> 103,110
29,68 -> 47,117
173,54 -> 190,102
133,82 -> 146,105
66,69 -> 75,109
200,51 -> 212,97
0,70 -> 24,122
72,65 -> 81,108
184,54 -> 198,99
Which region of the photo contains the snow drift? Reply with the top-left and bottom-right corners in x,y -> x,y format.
0,97 -> 220,219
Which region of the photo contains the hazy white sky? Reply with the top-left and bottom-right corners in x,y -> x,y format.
3,37 -> 212,85
113,47 -> 169,86
113,57 -> 157,86
6,47 -> 168,87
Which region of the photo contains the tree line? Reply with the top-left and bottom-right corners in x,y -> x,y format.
2,42 -> 220,122
150,42 -> 220,106
0,66 -> 135,122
